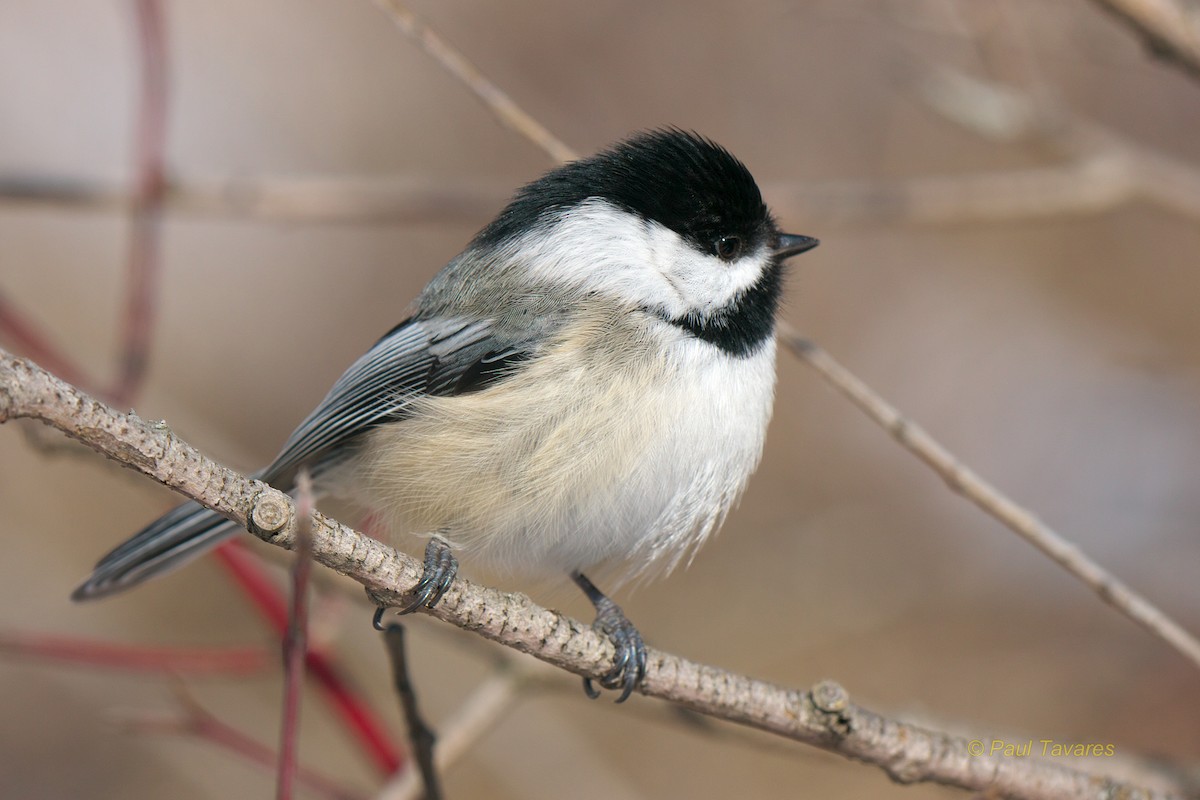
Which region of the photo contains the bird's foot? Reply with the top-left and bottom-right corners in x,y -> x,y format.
571,571 -> 647,703
373,536 -> 458,630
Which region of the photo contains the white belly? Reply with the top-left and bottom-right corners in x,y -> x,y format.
356,311 -> 776,583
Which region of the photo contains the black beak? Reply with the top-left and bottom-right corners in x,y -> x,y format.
774,233 -> 820,261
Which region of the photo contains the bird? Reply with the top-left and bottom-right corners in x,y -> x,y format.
73,129 -> 819,701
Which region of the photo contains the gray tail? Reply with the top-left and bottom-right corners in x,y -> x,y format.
71,500 -> 241,601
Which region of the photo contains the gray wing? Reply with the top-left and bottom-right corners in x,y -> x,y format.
73,315 -> 534,601
262,316 -> 532,483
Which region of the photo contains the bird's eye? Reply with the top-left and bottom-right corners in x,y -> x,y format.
713,235 -> 743,261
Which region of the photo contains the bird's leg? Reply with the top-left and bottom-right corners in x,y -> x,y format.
373,534 -> 459,630
571,571 -> 647,703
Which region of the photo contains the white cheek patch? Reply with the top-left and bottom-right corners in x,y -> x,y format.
658,245 -> 770,319
511,199 -> 770,320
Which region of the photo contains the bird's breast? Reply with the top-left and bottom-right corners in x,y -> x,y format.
355,308 -> 776,580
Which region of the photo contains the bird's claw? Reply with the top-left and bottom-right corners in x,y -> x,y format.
373,537 -> 458,630
572,571 -> 647,703
584,598 -> 647,703
400,536 -> 458,614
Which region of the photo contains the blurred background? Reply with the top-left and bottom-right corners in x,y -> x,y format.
1,1 -> 1198,798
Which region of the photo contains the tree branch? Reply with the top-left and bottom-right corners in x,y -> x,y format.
0,347 -> 1184,800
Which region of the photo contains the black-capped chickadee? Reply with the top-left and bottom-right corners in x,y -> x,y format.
73,129 -> 818,701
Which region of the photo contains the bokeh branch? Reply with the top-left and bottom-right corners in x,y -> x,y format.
0,351 -> 1184,800
0,631 -> 267,674
0,174 -> 507,225
113,0 -> 169,407
0,0 -> 168,408
1088,0 -> 1200,80
6,153 -> 1199,227
4,15 -> 1198,233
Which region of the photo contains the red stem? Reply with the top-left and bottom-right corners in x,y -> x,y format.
213,541 -> 404,775
0,631 -> 267,674
277,477 -> 314,800
0,292 -> 93,390
0,0 -> 169,407
112,0 -> 169,407
128,706 -> 364,800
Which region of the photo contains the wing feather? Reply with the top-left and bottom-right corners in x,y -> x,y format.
263,317 -> 532,481
74,314 -> 538,600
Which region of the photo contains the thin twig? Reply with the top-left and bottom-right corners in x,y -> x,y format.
376,660 -> 548,800
0,631 -> 267,674
382,625 -> 441,800
214,541 -> 405,775
0,349 -> 1183,800
907,55 -> 1200,221
778,327 -> 1200,671
277,469 -> 315,800
371,0 -> 578,164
